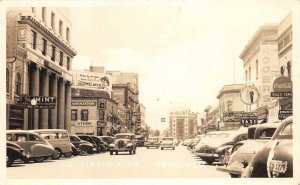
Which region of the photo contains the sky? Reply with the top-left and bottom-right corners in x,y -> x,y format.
69,0 -> 295,131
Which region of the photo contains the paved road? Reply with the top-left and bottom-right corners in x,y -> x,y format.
7,145 -> 230,178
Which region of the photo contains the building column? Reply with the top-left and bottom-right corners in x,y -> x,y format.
65,81 -> 71,132
29,65 -> 40,129
39,69 -> 49,129
57,78 -> 65,129
49,74 -> 58,129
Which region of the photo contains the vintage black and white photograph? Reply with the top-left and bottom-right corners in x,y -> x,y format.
2,0 -> 300,184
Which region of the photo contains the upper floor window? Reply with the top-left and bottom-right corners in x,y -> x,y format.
66,27 -> 70,42
15,72 -> 22,95
287,61 -> 291,79
31,30 -> 37,49
59,20 -> 63,36
67,57 -> 71,70
51,45 -> 56,61
42,7 -> 46,22
51,12 -> 55,30
59,51 -> 63,66
31,7 -> 36,14
249,67 -> 251,82
6,68 -> 9,93
81,109 -> 89,121
42,38 -> 47,56
280,66 -> 285,76
71,109 -> 78,121
256,60 -> 258,79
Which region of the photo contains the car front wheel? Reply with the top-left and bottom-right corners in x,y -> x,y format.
161,147 -> 163,150
7,155 -> 14,167
79,149 -> 88,156
110,151 -> 113,155
52,148 -> 62,160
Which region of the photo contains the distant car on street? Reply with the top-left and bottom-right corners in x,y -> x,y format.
135,135 -> 146,147
145,137 -> 160,148
160,137 -> 176,150
109,133 -> 137,155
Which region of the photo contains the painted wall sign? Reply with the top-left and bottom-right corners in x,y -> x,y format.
71,101 -> 96,106
223,111 -> 244,122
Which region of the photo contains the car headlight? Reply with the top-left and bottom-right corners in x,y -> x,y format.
109,144 -> 115,148
126,143 -> 133,147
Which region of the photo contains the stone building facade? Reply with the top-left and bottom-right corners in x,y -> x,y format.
6,7 -> 77,130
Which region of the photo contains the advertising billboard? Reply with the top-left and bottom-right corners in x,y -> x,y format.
72,70 -> 112,92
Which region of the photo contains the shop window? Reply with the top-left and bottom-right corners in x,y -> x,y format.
81,109 -> 88,121
15,72 -> 22,95
71,109 -> 77,121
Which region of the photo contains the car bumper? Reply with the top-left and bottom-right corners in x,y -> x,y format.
145,144 -> 159,147
161,145 -> 174,148
195,152 -> 220,158
216,165 -> 243,175
110,148 -> 132,152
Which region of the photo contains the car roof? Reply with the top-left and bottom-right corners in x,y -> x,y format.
30,129 -> 68,132
7,130 -> 37,134
115,133 -> 135,136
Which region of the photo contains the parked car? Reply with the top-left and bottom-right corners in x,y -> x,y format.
78,135 -> 107,153
217,122 -> 280,177
69,135 -> 94,156
31,129 -> 73,159
6,130 -> 56,163
195,129 -> 248,165
109,133 -> 137,155
6,141 -> 26,167
242,116 -> 293,178
135,135 -> 146,147
161,137 -> 176,150
174,139 -> 180,146
182,139 -> 192,146
145,137 -> 160,148
98,136 -> 115,144
187,135 -> 204,151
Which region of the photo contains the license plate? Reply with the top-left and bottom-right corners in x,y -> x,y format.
269,160 -> 287,173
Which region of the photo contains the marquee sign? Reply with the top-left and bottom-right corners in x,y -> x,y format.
17,96 -> 56,109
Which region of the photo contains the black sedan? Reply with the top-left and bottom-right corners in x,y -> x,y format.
6,141 -> 26,167
69,135 -> 94,156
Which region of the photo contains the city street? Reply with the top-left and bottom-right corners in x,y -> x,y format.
7,145 -> 229,178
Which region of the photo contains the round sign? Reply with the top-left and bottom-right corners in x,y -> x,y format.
240,86 -> 259,105
273,76 -> 292,92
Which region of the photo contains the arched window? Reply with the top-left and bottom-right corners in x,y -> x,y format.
6,68 -> 9,93
15,73 -> 22,95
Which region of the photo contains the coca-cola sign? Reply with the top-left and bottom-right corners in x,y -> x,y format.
273,76 -> 292,92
